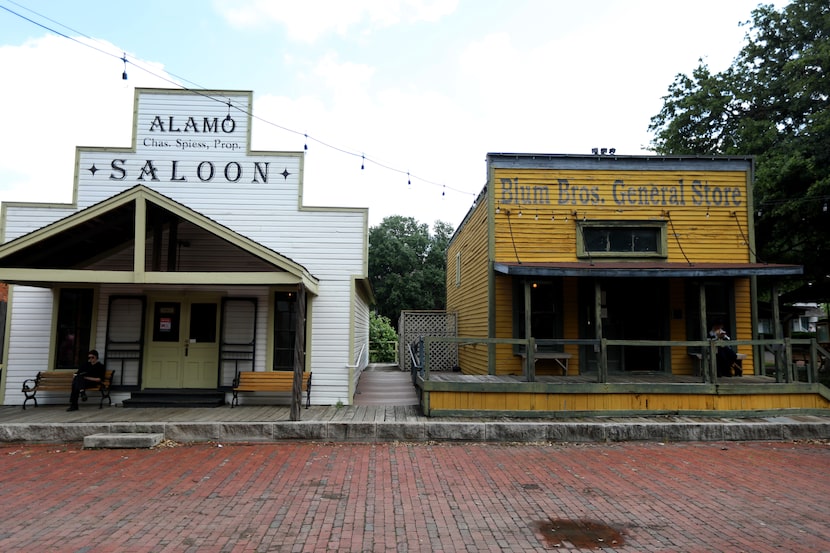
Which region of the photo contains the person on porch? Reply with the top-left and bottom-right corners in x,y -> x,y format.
67,350 -> 106,411
709,322 -> 741,377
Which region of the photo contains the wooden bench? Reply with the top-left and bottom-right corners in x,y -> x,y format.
231,371 -> 312,408
21,369 -> 115,410
519,351 -> 572,375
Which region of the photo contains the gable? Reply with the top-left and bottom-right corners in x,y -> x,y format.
0,185 -> 318,292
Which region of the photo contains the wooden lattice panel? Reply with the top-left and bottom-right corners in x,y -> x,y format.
399,311 -> 458,372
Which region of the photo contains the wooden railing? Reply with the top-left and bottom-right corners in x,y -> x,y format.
417,336 -> 828,385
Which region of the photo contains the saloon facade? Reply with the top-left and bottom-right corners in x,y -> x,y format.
426,153 -> 830,416
0,88 -> 371,407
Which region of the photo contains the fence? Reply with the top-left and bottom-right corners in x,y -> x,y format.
399,311 -> 458,373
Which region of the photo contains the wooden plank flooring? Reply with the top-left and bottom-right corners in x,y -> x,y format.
0,404 -> 425,425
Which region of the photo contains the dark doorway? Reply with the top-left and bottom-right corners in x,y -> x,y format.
580,278 -> 668,372
603,278 -> 667,371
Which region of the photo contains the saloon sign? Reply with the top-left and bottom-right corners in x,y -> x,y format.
81,94 -> 288,187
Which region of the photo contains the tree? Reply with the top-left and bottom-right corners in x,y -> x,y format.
648,0 -> 830,288
369,311 -> 398,363
368,216 -> 454,322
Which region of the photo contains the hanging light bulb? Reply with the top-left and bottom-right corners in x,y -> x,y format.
304,133 -> 308,151
121,53 -> 128,80
361,154 -> 365,170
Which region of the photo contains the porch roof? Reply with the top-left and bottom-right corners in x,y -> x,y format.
494,261 -> 803,278
0,185 -> 320,293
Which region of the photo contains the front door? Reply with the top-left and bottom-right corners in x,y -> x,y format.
144,297 -> 220,389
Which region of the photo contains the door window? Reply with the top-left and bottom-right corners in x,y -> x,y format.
190,303 -> 218,343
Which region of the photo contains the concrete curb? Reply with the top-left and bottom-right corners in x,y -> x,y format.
2,417 -> 830,444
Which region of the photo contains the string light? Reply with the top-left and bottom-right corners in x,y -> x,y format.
0,2 -> 480,205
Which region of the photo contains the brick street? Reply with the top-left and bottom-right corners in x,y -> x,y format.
1,440 -> 828,552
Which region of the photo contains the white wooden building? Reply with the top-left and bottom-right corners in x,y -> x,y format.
0,88 -> 372,407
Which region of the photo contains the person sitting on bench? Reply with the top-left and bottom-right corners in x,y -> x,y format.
67,350 -> 106,411
709,322 -> 741,377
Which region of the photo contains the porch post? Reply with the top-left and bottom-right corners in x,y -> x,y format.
770,282 -> 792,382
771,282 -> 784,382
290,282 -> 307,421
524,280 -> 535,382
594,281 -> 606,383
699,283 -> 712,383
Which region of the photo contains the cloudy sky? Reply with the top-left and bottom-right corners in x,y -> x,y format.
0,0 -> 779,229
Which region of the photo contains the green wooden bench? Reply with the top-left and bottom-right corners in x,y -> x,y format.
231,371 -> 312,408
22,369 -> 115,410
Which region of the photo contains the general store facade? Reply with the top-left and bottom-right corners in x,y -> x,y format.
0,88 -> 372,408
420,153 -> 830,417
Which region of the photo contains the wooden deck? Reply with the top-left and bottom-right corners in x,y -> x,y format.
0,404 -> 425,425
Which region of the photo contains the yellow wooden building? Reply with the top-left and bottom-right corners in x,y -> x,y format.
416,153 -> 830,417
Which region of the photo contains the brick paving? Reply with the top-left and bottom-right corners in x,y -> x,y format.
1,440 -> 829,552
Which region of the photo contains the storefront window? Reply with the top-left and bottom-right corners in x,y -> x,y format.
273,291 -> 304,371
55,288 -> 94,370
578,221 -> 666,258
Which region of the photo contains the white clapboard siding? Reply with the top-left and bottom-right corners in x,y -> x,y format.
1,90 -> 369,406
2,206 -> 76,242
4,287 -> 54,405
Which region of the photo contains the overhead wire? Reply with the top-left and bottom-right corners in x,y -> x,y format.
0,0 -> 477,200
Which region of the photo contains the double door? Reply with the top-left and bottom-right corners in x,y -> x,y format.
144,296 -> 220,389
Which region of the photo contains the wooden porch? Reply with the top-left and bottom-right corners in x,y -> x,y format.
417,371 -> 830,417
414,336 -> 830,417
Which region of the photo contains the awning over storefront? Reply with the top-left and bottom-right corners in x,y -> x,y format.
494,261 -> 803,278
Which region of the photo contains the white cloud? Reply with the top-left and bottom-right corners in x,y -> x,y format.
215,0 -> 459,42
0,35 -> 175,204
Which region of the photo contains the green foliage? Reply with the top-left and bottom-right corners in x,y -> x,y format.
369,311 -> 398,363
649,0 -> 830,290
368,215 -> 454,322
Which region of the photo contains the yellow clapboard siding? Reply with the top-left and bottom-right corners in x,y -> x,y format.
493,169 -> 751,264
448,200 -> 491,374
428,390 -> 830,412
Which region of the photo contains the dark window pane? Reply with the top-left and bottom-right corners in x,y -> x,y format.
55,288 -> 94,369
583,229 -> 607,251
189,303 -> 217,343
609,231 -> 632,251
273,292 -> 298,371
632,229 -> 658,252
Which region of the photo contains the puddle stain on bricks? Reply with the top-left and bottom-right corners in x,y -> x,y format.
532,518 -> 625,549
